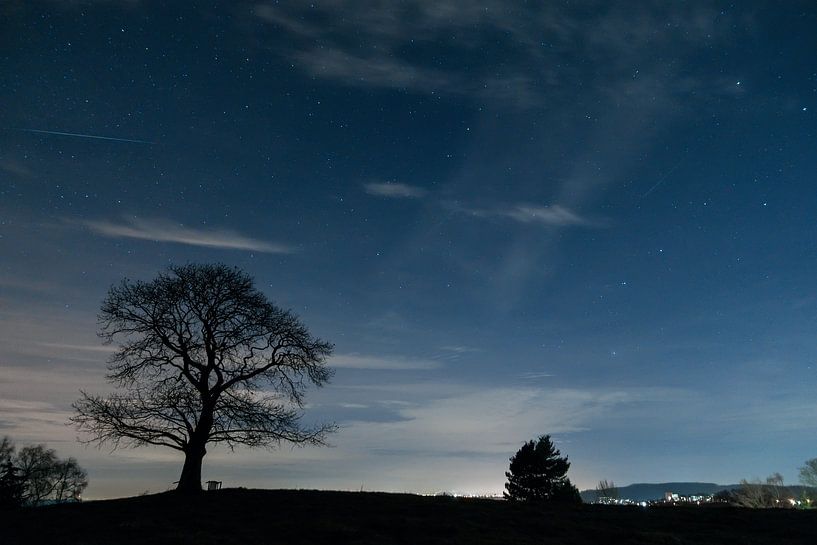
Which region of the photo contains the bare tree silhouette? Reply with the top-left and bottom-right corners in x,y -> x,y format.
595,479 -> 619,503
734,473 -> 792,508
1,437 -> 87,507
72,264 -> 335,493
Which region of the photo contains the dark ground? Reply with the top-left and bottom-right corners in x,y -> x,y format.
4,488 -> 817,545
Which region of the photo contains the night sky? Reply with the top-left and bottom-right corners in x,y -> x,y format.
2,1 -> 817,499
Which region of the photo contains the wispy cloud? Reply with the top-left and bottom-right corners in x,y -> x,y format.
0,399 -> 60,412
518,371 -> 553,380
0,398 -> 74,441
254,1 -> 741,108
503,204 -> 592,227
455,202 -> 593,228
252,1 -> 547,107
294,48 -> 454,94
37,342 -> 117,354
0,276 -> 55,293
338,402 -> 369,409
333,385 -> 663,467
0,159 -> 33,178
439,345 -> 481,354
78,217 -> 292,253
364,182 -> 427,199
253,0 -> 746,311
330,353 -> 439,370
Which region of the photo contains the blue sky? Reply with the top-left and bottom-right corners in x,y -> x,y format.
2,1 -> 817,499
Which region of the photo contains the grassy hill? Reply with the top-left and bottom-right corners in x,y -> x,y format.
5,488 -> 817,545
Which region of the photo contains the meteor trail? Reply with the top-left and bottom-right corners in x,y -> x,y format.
641,158 -> 684,198
18,129 -> 155,145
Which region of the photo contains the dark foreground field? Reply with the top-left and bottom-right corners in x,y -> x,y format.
5,489 -> 817,545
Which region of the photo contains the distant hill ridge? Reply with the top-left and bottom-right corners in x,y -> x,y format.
580,482 -> 817,503
579,482 -> 739,502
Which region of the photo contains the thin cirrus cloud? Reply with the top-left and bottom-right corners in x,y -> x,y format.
79,217 -> 292,254
0,398 -> 75,441
439,345 -> 481,354
502,204 -> 591,227
0,159 -> 33,178
330,353 -> 440,370
0,276 -> 56,293
454,202 -> 593,228
518,371 -> 554,380
252,1 -> 543,106
335,385 -> 654,461
254,1 -> 739,109
36,342 -> 117,354
364,182 -> 427,199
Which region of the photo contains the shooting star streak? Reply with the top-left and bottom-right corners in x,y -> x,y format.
641,158 -> 684,198
18,129 -> 155,145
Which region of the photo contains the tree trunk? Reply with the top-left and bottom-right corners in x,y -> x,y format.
177,443 -> 206,493
176,403 -> 214,494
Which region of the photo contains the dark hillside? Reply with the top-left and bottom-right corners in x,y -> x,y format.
5,488 -> 817,545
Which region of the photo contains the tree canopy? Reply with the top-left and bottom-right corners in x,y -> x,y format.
504,435 -> 580,503
595,479 -> 619,503
798,458 -> 817,488
72,263 -> 335,492
733,473 -> 791,508
0,437 -> 87,508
